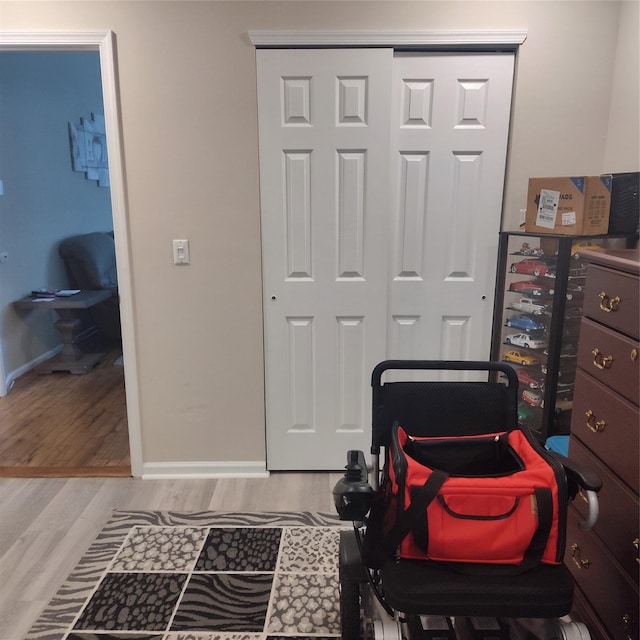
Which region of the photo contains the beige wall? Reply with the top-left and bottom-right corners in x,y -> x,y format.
2,1 -> 637,470
604,0 -> 640,171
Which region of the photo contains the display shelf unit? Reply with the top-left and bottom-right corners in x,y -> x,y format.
490,231 -> 636,442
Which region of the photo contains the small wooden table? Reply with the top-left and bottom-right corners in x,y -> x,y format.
14,289 -> 113,374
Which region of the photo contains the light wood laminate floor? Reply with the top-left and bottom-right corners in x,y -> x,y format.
0,472 -> 341,640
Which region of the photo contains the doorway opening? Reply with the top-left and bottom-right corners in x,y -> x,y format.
0,31 -> 142,477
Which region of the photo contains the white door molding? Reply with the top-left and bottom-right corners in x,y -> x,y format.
249,30 -> 527,48
0,31 -> 143,477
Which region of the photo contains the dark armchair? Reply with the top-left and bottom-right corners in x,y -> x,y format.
58,231 -> 121,343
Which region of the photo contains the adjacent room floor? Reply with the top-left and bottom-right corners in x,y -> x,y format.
0,347 -> 130,477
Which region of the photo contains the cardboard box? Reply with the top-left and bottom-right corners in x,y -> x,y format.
525,176 -> 611,236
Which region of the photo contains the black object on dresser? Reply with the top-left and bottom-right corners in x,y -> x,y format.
566,248 -> 639,640
608,172 -> 639,235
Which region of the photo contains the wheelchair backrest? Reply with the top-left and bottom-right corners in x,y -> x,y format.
371,360 -> 519,452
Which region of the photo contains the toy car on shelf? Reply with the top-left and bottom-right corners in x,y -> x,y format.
505,314 -> 546,332
567,280 -> 585,293
554,398 -> 574,412
510,297 -> 546,315
522,389 -> 543,407
557,380 -> 575,394
571,239 -> 603,260
516,367 -> 544,389
513,242 -> 544,257
554,386 -> 574,405
508,280 -> 548,297
504,333 -> 546,349
517,402 -> 539,425
541,362 -> 576,379
545,265 -> 586,279
509,258 -> 549,277
503,350 -> 540,366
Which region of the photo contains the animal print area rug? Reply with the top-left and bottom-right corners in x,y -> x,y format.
26,511 -> 348,640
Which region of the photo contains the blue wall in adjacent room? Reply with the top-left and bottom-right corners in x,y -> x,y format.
0,51 -> 114,384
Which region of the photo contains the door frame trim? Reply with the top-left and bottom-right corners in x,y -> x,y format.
0,31 -> 143,476
249,29 -> 527,48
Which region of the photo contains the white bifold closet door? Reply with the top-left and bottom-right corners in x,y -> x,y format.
257,48 -> 514,470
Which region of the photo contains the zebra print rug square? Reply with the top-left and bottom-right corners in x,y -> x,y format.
26,511 -> 347,640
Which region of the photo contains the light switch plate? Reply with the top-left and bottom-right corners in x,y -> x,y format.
173,239 -> 190,265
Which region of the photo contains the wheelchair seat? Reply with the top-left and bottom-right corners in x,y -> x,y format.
333,360 -> 602,640
380,559 -> 574,618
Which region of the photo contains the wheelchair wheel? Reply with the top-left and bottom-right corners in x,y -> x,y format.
339,560 -> 361,640
559,621 -> 590,640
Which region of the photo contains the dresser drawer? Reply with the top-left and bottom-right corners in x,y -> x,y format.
577,318 -> 639,405
584,263 -> 639,339
567,508 -> 639,640
571,369 -> 639,492
568,437 -> 639,584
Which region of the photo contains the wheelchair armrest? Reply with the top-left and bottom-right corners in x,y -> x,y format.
548,450 -> 602,531
333,450 -> 377,522
547,451 -> 602,493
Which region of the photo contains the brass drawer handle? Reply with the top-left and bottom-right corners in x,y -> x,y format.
585,409 -> 606,433
634,537 -> 639,565
592,348 -> 613,370
632,348 -> 638,362
598,291 -> 621,312
571,543 -> 591,569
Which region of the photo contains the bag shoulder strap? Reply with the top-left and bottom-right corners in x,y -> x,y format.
516,486 -> 553,573
383,469 -> 449,557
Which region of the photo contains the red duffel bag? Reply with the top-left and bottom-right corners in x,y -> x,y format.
382,424 -> 567,571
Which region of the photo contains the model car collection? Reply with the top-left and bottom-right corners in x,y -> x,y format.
502,237 -> 590,436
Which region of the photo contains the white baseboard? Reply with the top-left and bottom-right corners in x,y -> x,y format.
2,345 -> 63,396
141,461 -> 269,479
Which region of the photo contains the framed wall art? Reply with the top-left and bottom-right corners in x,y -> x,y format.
68,112 -> 110,187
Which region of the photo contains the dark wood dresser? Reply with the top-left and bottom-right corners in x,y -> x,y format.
567,248 -> 639,640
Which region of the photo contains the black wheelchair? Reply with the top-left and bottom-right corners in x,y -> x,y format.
333,361 -> 602,640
